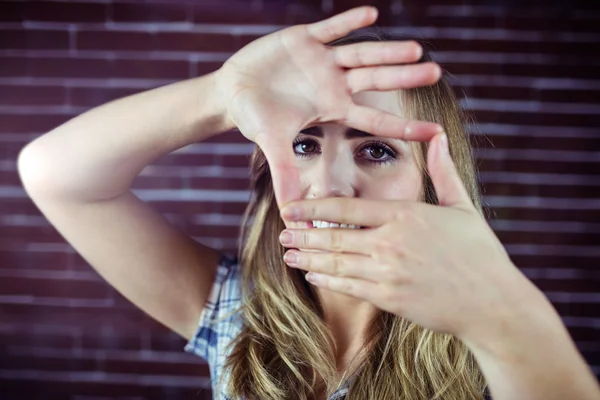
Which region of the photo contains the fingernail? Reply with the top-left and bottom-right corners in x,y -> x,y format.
281,206 -> 301,220
283,251 -> 297,265
305,272 -> 319,284
279,230 -> 293,245
440,133 -> 449,155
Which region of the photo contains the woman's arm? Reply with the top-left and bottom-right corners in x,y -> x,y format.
19,72 -> 231,202
463,286 -> 600,400
276,134 -> 600,400
18,73 -> 232,339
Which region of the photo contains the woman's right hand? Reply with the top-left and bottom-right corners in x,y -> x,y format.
214,6 -> 443,206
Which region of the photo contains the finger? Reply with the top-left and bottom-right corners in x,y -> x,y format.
304,272 -> 379,302
279,227 -> 369,254
427,133 -> 473,208
347,62 -> 442,93
256,134 -> 302,207
280,197 -> 399,226
306,6 -> 378,44
333,40 -> 422,68
344,103 -> 443,141
284,250 -> 384,283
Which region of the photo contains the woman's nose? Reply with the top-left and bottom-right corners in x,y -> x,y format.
307,155 -> 356,199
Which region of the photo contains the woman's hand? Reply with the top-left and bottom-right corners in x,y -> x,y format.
213,6 -> 443,206
277,133 -> 547,342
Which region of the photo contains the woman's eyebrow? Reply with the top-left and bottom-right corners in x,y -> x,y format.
299,126 -> 373,139
345,128 -> 373,139
299,126 -> 407,145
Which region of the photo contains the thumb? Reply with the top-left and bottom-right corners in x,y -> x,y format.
427,133 -> 472,208
256,134 -> 302,208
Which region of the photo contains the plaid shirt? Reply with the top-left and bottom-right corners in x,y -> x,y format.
184,255 -> 491,400
184,254 -> 349,400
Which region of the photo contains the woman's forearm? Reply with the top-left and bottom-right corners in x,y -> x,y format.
18,71 -> 232,202
464,288 -> 600,400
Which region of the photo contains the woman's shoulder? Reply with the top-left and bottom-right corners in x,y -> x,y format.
184,253 -> 243,362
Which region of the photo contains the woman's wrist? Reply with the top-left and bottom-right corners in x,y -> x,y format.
459,269 -> 557,359
191,70 -> 237,136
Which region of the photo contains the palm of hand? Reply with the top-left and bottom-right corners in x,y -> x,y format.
214,7 -> 443,205
224,26 -> 353,144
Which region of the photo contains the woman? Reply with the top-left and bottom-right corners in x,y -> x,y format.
17,6 -> 600,400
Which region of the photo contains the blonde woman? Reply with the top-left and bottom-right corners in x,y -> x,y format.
17,6 -> 600,400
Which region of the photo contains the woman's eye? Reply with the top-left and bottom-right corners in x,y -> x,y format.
360,143 -> 396,162
293,139 -> 320,156
367,146 -> 386,159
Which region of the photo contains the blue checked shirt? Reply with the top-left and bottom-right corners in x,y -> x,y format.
184,255 -> 491,400
184,254 -> 350,400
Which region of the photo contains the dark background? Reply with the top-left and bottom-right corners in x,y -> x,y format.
0,0 -> 599,399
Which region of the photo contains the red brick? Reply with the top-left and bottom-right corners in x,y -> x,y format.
0,225 -> 68,244
187,224 -> 240,238
484,183 -> 599,200
479,158 -> 600,175
111,2 -> 190,22
532,278 -> 600,293
80,332 -> 142,351
492,208 -> 600,225
153,153 -> 219,167
0,84 -> 67,105
443,61 -> 598,80
192,1 -> 322,25
553,302 -> 600,319
538,88 -> 600,103
149,331 -> 188,352
187,177 -> 250,191
476,135 -> 599,152
0,56 -> 190,80
28,57 -> 113,78
0,170 -> 22,187
1,276 -> 111,299
474,109 -> 598,129
0,248 -> 73,270
113,58 -> 189,80
204,129 -> 250,144
25,1 -> 107,23
497,230 -> 600,247
0,330 -> 76,349
157,32 -> 237,53
77,30 -> 156,51
1,380 -> 213,400
0,113 -> 73,133
0,1 -> 24,22
3,352 -> 98,372
511,253 -> 598,270
149,201 -> 221,216
0,198 -> 46,217
0,29 -> 69,50
103,355 -> 208,377
217,201 -> 250,216
0,56 -> 28,76
195,61 -> 223,76
192,2 -> 271,25
1,303 -> 161,334
455,85 -> 533,101
69,86 -> 143,107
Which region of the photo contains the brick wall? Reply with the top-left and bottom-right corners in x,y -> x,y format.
0,0 -> 598,398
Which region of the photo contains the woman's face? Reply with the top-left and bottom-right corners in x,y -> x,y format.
285,90 -> 424,230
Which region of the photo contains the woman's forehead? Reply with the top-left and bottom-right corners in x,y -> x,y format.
351,90 -> 404,117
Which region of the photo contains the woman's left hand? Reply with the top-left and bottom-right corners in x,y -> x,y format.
278,133 -> 546,342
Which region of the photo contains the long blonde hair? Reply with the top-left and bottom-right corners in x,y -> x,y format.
219,30 -> 487,399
